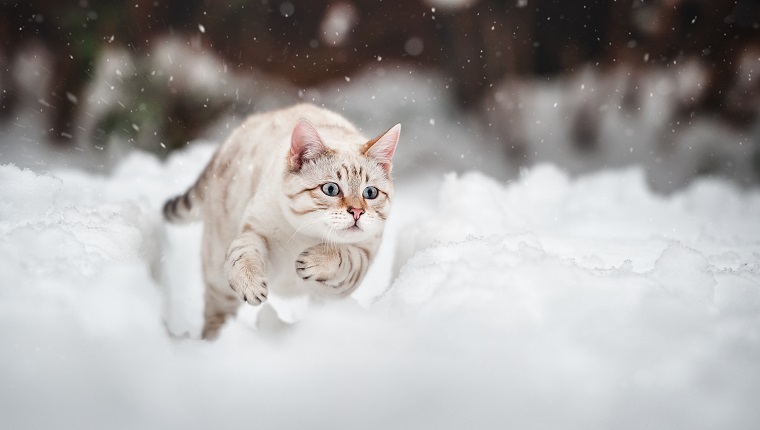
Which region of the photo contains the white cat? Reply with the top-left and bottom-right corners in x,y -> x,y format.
163,104 -> 400,339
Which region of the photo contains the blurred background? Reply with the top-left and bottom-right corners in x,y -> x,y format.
1,0 -> 759,191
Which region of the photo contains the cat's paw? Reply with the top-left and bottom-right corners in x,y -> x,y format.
295,244 -> 340,284
228,270 -> 268,305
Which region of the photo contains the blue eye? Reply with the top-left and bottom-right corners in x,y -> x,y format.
363,186 -> 379,199
321,182 -> 341,196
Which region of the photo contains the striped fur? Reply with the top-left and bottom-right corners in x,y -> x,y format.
162,189 -> 200,223
162,104 -> 400,340
295,244 -> 370,296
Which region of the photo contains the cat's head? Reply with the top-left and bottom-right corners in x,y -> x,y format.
281,119 -> 400,243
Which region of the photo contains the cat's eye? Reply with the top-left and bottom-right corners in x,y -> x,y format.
321,182 -> 341,197
363,186 -> 379,200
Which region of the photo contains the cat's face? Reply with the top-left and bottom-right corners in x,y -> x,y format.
281,120 -> 399,244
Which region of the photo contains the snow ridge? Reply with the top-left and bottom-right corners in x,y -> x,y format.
1,150 -> 759,429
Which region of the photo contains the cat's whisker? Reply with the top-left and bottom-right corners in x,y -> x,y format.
286,216 -> 332,245
326,214 -> 345,246
327,224 -> 338,246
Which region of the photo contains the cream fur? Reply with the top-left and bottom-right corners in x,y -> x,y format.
163,104 -> 399,339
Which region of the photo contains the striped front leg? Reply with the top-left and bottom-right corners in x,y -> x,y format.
295,243 -> 371,296
225,228 -> 269,305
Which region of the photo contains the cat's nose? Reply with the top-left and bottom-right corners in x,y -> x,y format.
348,207 -> 365,221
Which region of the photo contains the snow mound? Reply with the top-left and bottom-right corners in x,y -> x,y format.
1,152 -> 759,429
396,165 -> 760,272
0,164 -> 62,222
385,164 -> 760,428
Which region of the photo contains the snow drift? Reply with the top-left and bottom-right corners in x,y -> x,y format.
1,142 -> 759,428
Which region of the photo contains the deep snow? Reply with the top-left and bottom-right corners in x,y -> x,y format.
1,65 -> 760,429
2,145 -> 759,429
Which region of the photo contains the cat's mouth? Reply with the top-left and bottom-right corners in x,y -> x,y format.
343,225 -> 363,232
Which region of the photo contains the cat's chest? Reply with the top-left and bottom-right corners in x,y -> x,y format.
266,230 -> 320,285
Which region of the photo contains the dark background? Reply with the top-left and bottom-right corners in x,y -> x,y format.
1,0 -> 759,187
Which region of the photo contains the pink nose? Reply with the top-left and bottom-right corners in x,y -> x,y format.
348,207 -> 365,221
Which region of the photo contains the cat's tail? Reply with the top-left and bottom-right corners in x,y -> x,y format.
163,188 -> 202,224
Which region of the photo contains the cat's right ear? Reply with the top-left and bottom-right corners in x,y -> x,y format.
363,123 -> 400,173
289,119 -> 327,171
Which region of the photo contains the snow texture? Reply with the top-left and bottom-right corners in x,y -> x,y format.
1,66 -> 760,429
2,148 -> 759,429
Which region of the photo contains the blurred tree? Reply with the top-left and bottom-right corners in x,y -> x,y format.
0,0 -> 757,156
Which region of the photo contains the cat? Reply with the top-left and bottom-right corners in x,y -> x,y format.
163,103 -> 400,339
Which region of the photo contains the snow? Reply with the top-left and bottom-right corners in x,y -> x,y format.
2,148 -> 759,428
422,0 -> 480,11
319,2 -> 358,47
485,65 -> 759,192
2,65 -> 760,429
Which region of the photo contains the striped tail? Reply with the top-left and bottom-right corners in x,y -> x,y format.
163,189 -> 201,224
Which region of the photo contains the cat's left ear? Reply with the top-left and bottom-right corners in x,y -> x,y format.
289,119 -> 328,171
363,124 -> 400,173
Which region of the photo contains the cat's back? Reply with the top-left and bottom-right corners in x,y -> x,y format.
235,103 -> 366,152
265,103 -> 359,133
210,104 -> 340,174
234,103 -> 356,138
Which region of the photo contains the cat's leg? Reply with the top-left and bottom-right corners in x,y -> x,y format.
225,229 -> 269,305
295,243 -> 373,296
200,227 -> 241,340
201,282 -> 240,340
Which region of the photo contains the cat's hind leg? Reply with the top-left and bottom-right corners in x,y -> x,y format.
201,282 -> 240,340
200,226 -> 243,340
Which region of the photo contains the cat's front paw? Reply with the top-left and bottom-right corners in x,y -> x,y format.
296,244 -> 340,284
228,269 -> 268,305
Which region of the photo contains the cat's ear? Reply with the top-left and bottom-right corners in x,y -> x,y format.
363,124 -> 400,173
289,119 -> 328,171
